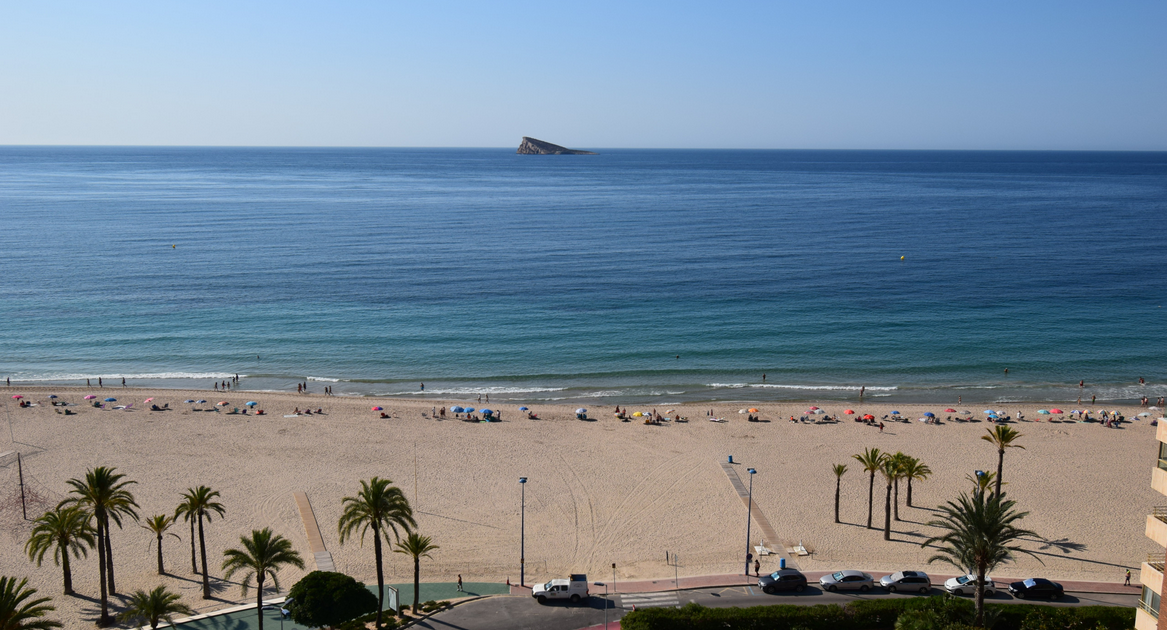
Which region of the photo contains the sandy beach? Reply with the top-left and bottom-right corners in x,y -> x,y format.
0,386 -> 1157,626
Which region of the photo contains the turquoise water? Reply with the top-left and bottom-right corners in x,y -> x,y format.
1,148 -> 1164,403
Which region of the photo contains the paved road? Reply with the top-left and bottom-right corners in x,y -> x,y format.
414,586 -> 1138,630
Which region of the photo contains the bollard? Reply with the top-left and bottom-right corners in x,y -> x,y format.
780,557 -> 786,569
728,455 -> 734,464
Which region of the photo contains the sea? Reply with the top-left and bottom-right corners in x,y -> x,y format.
1,147 -> 1165,405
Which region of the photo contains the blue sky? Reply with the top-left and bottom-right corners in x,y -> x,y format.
1,1 -> 1163,149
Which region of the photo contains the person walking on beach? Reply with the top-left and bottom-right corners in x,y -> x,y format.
457,575 -> 463,592
859,385 -> 865,399
1092,395 -> 1096,405
87,378 -> 91,387
420,382 -> 424,391
879,422 -> 884,433
98,377 -> 102,388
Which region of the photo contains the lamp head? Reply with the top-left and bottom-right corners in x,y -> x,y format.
748,468 -> 757,474
519,477 -> 528,484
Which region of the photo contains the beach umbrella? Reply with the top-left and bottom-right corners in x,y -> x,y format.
372,406 -> 382,411
1037,410 -> 1050,415
196,400 -> 207,404
748,408 -> 759,413
481,409 -> 494,415
245,401 -> 257,407
518,407 -> 528,411
890,410 -> 901,415
983,410 -> 995,414
217,401 -> 229,406
924,412 -> 935,417
104,397 -> 117,402
48,395 -> 58,399
184,399 -> 195,403
813,409 -> 825,414
944,408 -> 956,413
1139,412 -> 1151,417
808,406 -> 819,411
84,395 -> 97,400
863,414 -> 875,420
844,409 -> 855,415
144,397 -> 154,403
576,408 -> 587,414
1049,408 -> 1063,414
451,406 -> 464,413
11,395 -> 22,399
632,412 -> 644,417
464,408 -> 476,414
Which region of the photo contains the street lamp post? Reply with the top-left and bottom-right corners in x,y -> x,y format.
520,477 -> 528,587
745,468 -> 756,576
595,582 -> 608,630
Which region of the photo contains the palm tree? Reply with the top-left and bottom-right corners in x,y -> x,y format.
140,515 -> 180,575
61,466 -> 138,626
852,448 -> 885,529
879,456 -> 899,540
831,464 -> 847,524
966,471 -> 999,495
24,506 -> 96,595
116,586 -> 194,629
890,452 -> 908,521
901,456 -> 932,508
338,478 -> 416,628
922,490 -> 1039,627
393,533 -> 439,614
0,576 -> 62,630
221,528 -> 304,630
981,426 -> 1025,498
174,495 -> 199,575
176,487 -> 226,599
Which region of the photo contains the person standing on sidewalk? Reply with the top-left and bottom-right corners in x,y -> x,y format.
1125,569 -> 1132,586
753,559 -> 760,577
457,575 -> 463,592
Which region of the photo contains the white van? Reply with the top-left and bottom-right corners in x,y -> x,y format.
532,574 -> 589,604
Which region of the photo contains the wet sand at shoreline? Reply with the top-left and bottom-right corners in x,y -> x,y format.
0,386 -> 1157,626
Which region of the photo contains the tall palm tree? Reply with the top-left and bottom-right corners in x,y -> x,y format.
981,426 -> 1025,498
889,452 -> 909,521
116,586 -> 195,629
922,490 -> 1039,627
25,506 -> 96,595
174,495 -> 199,575
901,456 -> 932,508
393,533 -> 439,614
221,528 -> 304,630
61,466 -> 138,626
338,478 -> 416,628
831,464 -> 847,524
140,515 -> 180,576
176,487 -> 226,599
852,448 -> 885,529
0,576 -> 62,630
879,456 -> 899,540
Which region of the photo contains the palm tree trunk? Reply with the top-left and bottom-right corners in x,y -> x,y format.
190,518 -> 198,574
907,477 -> 913,507
893,478 -> 900,521
866,472 -> 874,529
834,478 -> 841,523
256,575 -> 265,630
883,482 -> 892,541
157,531 -> 165,574
995,448 -> 1004,498
199,513 -> 210,599
62,543 -> 74,595
413,556 -> 420,614
373,526 -> 385,628
96,517 -> 111,626
105,523 -> 116,594
974,566 -> 986,626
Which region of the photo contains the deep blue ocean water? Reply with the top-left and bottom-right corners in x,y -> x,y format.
1,147 -> 1165,404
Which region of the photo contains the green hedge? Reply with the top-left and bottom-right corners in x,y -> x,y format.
619,597 -> 1134,630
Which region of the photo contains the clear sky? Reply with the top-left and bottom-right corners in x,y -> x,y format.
1,1 -> 1164,149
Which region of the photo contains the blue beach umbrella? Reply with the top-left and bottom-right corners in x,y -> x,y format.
184,400 -> 195,403
196,400 -> 207,404
519,406 -> 529,411
464,408 -> 476,414
49,395 -> 58,399
923,412 -> 935,417
1037,409 -> 1050,415
983,410 -> 994,414
246,401 -> 257,407
104,397 -> 117,402
890,410 -> 901,415
481,409 -> 494,415
576,408 -> 587,414
451,406 -> 464,413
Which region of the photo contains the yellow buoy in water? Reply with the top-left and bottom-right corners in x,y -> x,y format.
900,255 -> 905,260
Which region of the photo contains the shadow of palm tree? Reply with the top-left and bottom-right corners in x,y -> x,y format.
1024,536 -> 1087,554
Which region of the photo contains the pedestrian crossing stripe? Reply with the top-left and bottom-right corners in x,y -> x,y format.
619,592 -> 681,608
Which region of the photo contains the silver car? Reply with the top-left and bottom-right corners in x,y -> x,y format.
879,570 -> 931,593
819,570 -> 874,592
944,573 -> 996,596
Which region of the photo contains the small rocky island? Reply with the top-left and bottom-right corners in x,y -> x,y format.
517,137 -> 597,155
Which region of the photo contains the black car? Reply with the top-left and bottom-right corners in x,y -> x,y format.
1008,578 -> 1064,600
758,569 -> 808,594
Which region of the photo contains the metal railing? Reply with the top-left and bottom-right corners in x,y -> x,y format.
1152,506 -> 1167,524
1138,596 -> 1160,618
1149,553 -> 1166,568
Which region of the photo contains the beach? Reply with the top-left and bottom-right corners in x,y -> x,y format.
0,386 -> 1157,626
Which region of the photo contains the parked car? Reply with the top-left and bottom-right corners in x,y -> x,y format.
819,570 -> 874,592
1008,578 -> 1064,600
944,573 -> 997,596
879,570 -> 931,593
758,569 -> 807,594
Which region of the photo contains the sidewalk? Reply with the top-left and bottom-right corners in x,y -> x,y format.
511,571 -> 1137,596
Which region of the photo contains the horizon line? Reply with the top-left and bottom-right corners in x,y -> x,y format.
2,144 -> 1166,153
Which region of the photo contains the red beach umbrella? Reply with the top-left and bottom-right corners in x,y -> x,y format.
844,409 -> 855,415
11,395 -> 22,399
84,395 -> 97,400
1049,408 -> 1063,414
372,406 -> 383,411
944,408 -> 956,412
808,406 -> 819,410
863,414 -> 875,420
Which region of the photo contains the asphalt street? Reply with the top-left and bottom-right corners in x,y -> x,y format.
412,585 -> 1139,630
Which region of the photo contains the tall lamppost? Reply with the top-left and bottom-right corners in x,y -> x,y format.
520,477 -> 528,587
744,468 -> 756,576
595,581 -> 608,629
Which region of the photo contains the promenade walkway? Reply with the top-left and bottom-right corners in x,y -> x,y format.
293,491 -> 336,572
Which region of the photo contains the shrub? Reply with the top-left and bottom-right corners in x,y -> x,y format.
286,570 -> 378,629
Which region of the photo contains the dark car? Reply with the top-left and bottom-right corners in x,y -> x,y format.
758,569 -> 807,594
1008,578 -> 1064,600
